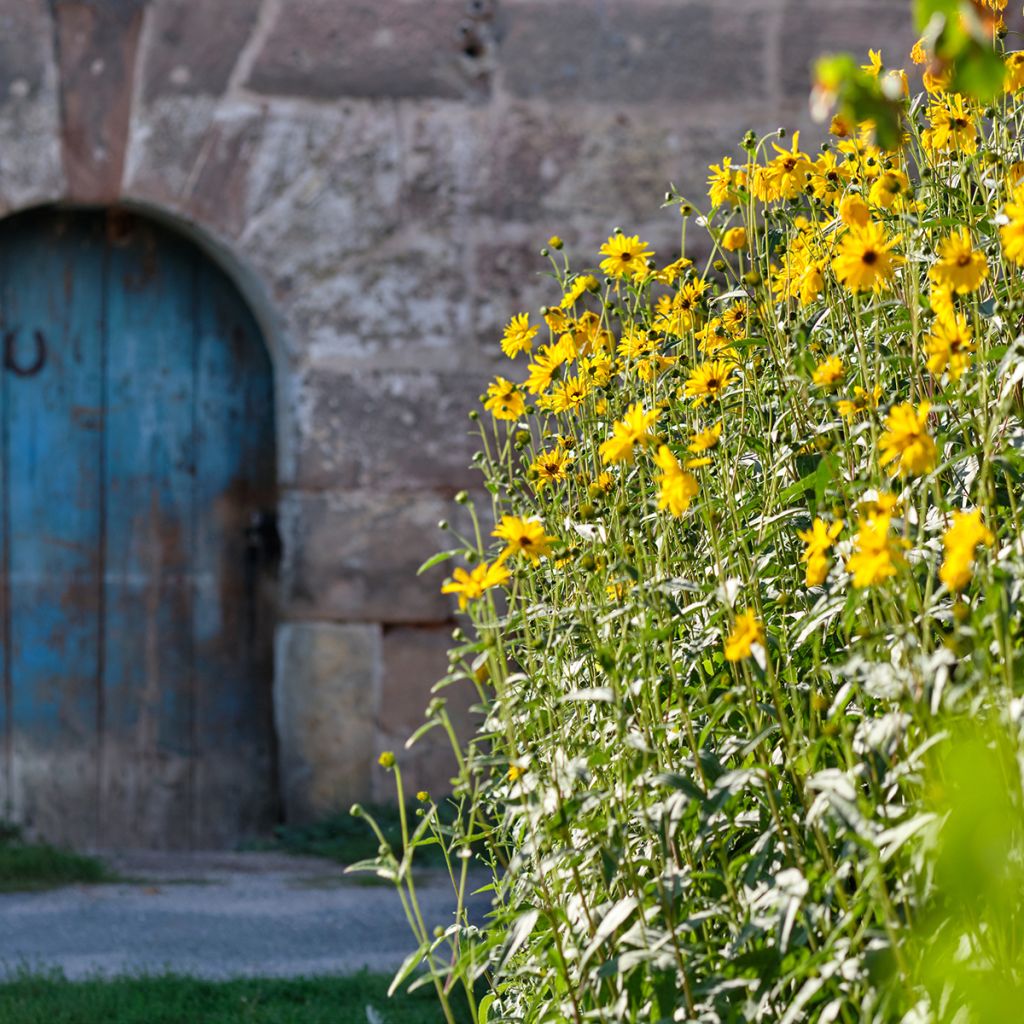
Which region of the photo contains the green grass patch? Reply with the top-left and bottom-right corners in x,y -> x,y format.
250,803 -> 452,868
0,971 -> 460,1024
0,824 -> 112,893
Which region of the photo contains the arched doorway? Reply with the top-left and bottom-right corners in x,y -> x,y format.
0,207 -> 279,850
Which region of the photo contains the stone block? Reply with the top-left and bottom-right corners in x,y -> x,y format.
53,0 -> 145,202
246,0 -> 492,100
372,625 -> 479,802
0,0 -> 64,210
293,368 -> 485,492
279,489 -> 483,624
498,2 -> 770,103
141,0 -> 259,101
274,621 -> 381,822
779,1 -> 916,98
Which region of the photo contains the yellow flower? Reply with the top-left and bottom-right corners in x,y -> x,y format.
839,194 -> 870,228
688,422 -> 722,454
764,132 -> 813,201
1007,52 -> 1024,93
833,222 -> 902,293
525,341 -> 571,395
930,228 -> 988,294
837,385 -> 882,420
684,359 -> 738,407
868,170 -> 910,210
812,356 -> 846,389
547,235 -> 563,250
922,94 -> 977,154
925,314 -> 975,382
599,402 -> 659,464
652,446 -> 699,517
939,509 -> 995,592
492,515 -> 557,563
599,233 -> 654,279
797,518 -> 843,587
878,401 -> 936,477
846,513 -> 906,588
721,227 -> 748,252
724,609 -> 764,662
652,256 -> 693,286
929,281 -> 956,321
720,301 -> 750,339
484,377 -> 526,421
1000,185 -> 1024,266
560,274 -> 599,308
530,446 -> 572,489
808,151 -> 850,206
708,156 -> 742,208
862,49 -> 883,78
442,560 -> 511,610
501,313 -> 539,358
545,376 -> 591,413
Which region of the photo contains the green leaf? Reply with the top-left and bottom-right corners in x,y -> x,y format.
416,549 -> 463,575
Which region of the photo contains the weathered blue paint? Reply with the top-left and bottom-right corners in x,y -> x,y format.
0,209 -> 277,849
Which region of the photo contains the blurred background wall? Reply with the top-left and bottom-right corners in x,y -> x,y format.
0,0 -> 921,831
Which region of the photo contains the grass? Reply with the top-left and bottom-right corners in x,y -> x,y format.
0,824 -> 112,893
0,971 -> 463,1023
251,803 -> 453,868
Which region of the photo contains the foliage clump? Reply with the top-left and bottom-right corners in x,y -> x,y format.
358,9 -> 1024,1022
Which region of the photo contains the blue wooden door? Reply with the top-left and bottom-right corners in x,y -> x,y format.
0,208 -> 278,849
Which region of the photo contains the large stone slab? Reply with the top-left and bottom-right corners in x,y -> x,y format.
274,622 -> 381,821
246,0 -> 492,101
279,490 -> 478,624
0,0 -> 64,210
498,2 -> 770,103
53,0 -> 145,203
372,625 -> 479,802
293,368 -> 484,492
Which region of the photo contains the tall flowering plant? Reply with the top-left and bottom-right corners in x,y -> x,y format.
357,8 -> 1024,1022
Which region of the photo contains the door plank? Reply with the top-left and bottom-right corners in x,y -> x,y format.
192,264 -> 277,847
100,217 -> 199,849
0,211 -> 105,847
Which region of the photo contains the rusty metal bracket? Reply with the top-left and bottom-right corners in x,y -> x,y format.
3,329 -> 47,378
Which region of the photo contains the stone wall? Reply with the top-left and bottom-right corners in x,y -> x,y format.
0,0 -> 920,822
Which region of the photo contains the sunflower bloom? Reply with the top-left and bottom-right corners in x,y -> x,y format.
599,403 -> 659,464
501,313 -> 538,358
922,94 -> 977,154
812,356 -> 846,389
837,385 -> 882,420
939,509 -> 995,592
846,514 -> 906,588
1007,51 -> 1024,93
652,446 -> 699,517
832,222 -> 903,293
684,359 -> 738,407
492,516 -> 557,564
599,233 -> 654,279
721,227 -> 748,252
878,401 -> 936,477
1000,186 -> 1024,266
929,228 -> 989,294
442,560 -> 511,610
925,314 -> 975,382
724,609 -> 764,662
530,446 -> 572,489
797,518 -> 843,587
484,377 -> 526,421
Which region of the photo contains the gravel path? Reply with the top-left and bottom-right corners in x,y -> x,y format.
0,852 -> 485,980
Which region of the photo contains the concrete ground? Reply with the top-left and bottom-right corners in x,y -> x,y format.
0,851 -> 486,980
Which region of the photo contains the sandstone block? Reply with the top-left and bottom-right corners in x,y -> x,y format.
141,0 -> 259,101
246,0 -> 492,101
279,490 -> 482,624
274,621 -> 381,822
498,2 -> 770,103
293,368 -> 484,492
779,1 -> 916,98
372,625 -> 479,802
